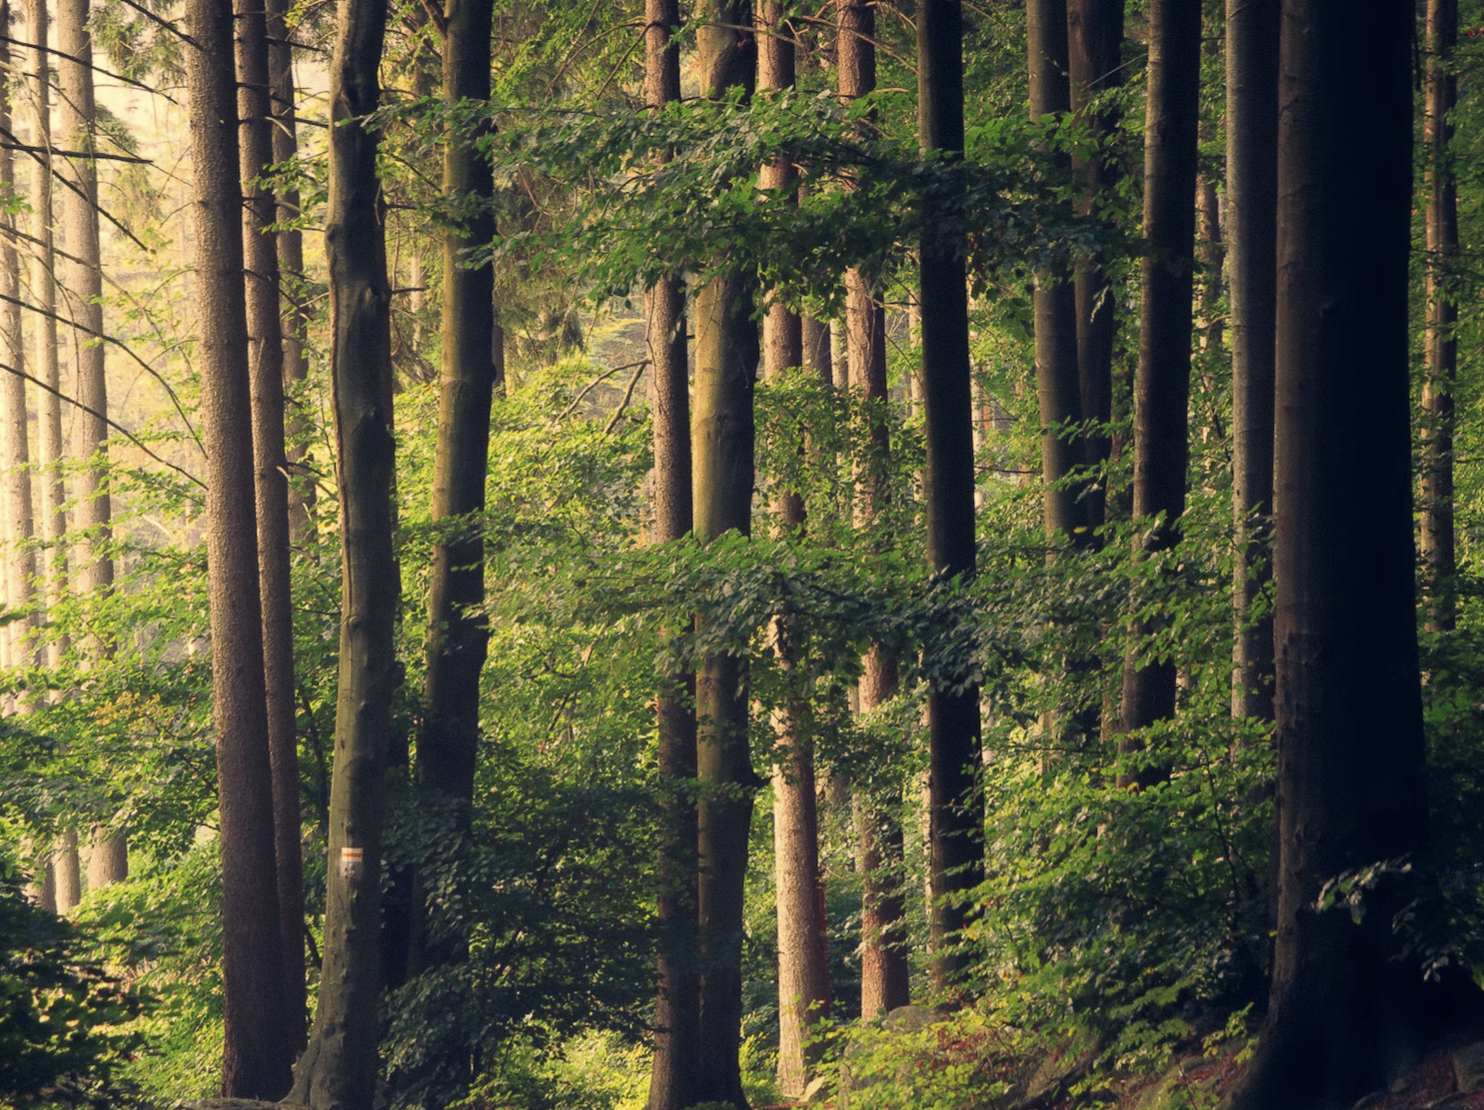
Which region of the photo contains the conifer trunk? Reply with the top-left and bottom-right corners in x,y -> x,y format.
266,0 -> 315,541
1219,3 -> 1431,1105
1117,0 -> 1199,768
237,0 -> 305,1039
58,0 -> 123,884
287,0 -> 396,1099
917,0 -> 981,988
188,0 -> 291,1093
1422,0 -> 1457,634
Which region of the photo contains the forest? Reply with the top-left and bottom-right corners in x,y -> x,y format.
0,0 -> 1481,1107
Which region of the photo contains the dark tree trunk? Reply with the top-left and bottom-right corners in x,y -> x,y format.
266,0 -> 315,542
1065,0 -> 1121,530
1028,0 -> 1086,543
1421,0 -> 1457,635
287,0 -> 396,1099
236,0 -> 305,1042
1117,0 -> 1199,775
691,14 -> 757,1095
1219,4 -> 1432,1107
409,0 -> 498,979
643,0 -> 699,1104
917,0 -> 981,989
187,0 -> 290,1093
1227,0 -> 1277,719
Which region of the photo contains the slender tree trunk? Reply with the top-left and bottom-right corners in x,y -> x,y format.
692,15 -> 758,1101
917,0 -> 981,989
26,0 -> 63,673
642,0 -> 699,1104
1219,4 -> 1433,1105
53,830 -> 80,912
1028,0 -> 1086,543
757,7 -> 827,1095
187,0 -> 291,1092
237,0 -> 306,1042
1066,0 -> 1121,530
0,22 -> 37,683
1117,0 -> 1199,776
287,0 -> 396,1098
1421,0 -> 1457,635
409,0 -> 498,980
266,0 -> 315,542
58,0 -> 123,884
840,0 -> 910,1005
1226,0 -> 1277,719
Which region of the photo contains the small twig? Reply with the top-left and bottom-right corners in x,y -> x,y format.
557,358 -> 646,421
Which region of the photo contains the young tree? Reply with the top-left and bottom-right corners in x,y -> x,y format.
237,0 -> 305,1037
1221,3 -> 1435,1105
287,0 -> 397,1097
917,0 -> 981,987
1227,0 -> 1278,719
187,0 -> 291,1092
1117,0 -> 1199,770
642,0 -> 700,1103
1421,0 -> 1458,634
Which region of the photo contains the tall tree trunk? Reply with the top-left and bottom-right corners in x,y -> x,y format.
1227,0 -> 1277,719
692,11 -> 757,1103
1028,0 -> 1086,543
409,0 -> 498,980
917,0 -> 981,989
0,20 -> 37,684
266,0 -> 315,542
1421,0 -> 1457,635
1219,4 -> 1432,1106
187,0 -> 291,1093
237,0 -> 306,1042
53,830 -> 81,912
287,0 -> 396,1097
26,0 -> 64,673
840,0 -> 909,1013
643,0 -> 699,1105
1065,0 -> 1121,530
57,0 -> 123,884
758,6 -> 827,1096
1117,0 -> 1199,777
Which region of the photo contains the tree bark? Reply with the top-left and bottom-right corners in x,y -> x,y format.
1117,0 -> 1199,774
1421,0 -> 1457,635
237,0 -> 306,1043
692,17 -> 758,1097
0,19 -> 38,682
1028,0 -> 1086,544
917,0 -> 981,989
57,0 -> 123,884
1065,0 -> 1121,530
1226,0 -> 1277,719
53,830 -> 80,912
286,0 -> 396,1100
1218,4 -> 1432,1106
643,0 -> 699,1103
409,0 -> 499,980
187,0 -> 291,1093
266,0 -> 315,543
